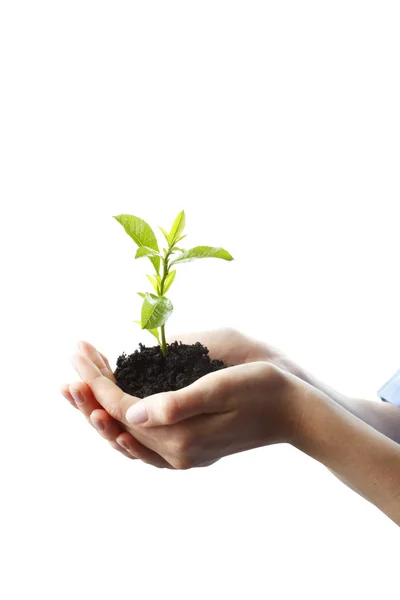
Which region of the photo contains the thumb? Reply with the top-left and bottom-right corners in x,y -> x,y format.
125,373 -> 223,427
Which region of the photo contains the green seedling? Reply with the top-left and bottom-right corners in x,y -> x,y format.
113,210 -> 233,356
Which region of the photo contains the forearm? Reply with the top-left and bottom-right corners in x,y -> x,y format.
293,386 -> 400,526
300,370 -> 400,444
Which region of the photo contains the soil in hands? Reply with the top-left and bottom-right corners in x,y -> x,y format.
114,341 -> 227,398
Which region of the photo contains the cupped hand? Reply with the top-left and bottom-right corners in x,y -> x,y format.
167,328 -> 303,377
60,328 -> 306,467
60,342 -> 170,465
66,337 -> 304,469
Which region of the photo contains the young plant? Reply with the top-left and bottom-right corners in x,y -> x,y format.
113,210 -> 233,356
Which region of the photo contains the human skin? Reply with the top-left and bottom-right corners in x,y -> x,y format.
60,328 -> 400,457
61,329 -> 400,525
61,328 -> 295,464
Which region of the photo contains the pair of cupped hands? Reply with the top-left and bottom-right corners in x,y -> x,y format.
61,328 -> 313,469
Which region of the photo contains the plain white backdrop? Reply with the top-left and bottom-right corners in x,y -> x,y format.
1,1 -> 399,598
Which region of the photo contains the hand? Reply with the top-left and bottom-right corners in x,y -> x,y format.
68,340 -> 304,469
60,343 -> 169,464
164,328 -> 305,378
60,328 -> 307,465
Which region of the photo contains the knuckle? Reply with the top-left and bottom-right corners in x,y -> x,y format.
177,432 -> 192,455
179,458 -> 193,470
260,361 -> 286,388
106,402 -> 124,422
99,364 -> 111,378
169,431 -> 194,470
205,376 -> 224,403
171,455 -> 193,470
162,393 -> 180,424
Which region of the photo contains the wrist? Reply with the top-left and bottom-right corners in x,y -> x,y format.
260,365 -> 312,446
278,354 -> 352,410
266,346 -> 348,408
267,350 -> 307,383
282,374 -> 332,453
289,382 -> 358,461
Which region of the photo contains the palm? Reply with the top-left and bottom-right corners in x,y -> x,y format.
168,328 -> 303,379
66,329 -> 302,467
167,327 -> 274,367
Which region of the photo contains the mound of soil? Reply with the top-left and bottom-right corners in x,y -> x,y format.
114,341 -> 227,398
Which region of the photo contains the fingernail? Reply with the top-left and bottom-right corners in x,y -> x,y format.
71,353 -> 82,371
126,402 -> 148,425
117,438 -> 138,458
117,438 -> 129,451
91,417 -> 105,431
70,389 -> 84,404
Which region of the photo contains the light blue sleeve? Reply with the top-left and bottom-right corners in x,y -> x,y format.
378,369 -> 400,407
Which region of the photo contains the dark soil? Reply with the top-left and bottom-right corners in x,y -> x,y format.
114,341 -> 227,398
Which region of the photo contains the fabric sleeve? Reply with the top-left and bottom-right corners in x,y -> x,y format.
378,368 -> 400,407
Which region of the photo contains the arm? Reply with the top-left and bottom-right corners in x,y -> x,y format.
64,331 -> 400,473
70,346 -> 400,524
224,330 -> 400,444
298,369 -> 400,444
293,380 -> 400,525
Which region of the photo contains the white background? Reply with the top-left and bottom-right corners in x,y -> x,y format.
1,1 -> 399,598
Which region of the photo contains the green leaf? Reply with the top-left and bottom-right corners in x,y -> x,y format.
147,328 -> 160,343
146,274 -> 159,294
163,270 -> 176,294
114,214 -> 159,250
141,293 -> 173,330
137,292 -> 146,298
159,226 -> 170,246
134,319 -> 160,343
168,210 -> 186,246
113,214 -> 160,274
175,234 -> 187,244
170,246 -> 234,265
135,246 -> 161,259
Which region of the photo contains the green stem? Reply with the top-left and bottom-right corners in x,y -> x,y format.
158,251 -> 171,357
160,325 -> 167,357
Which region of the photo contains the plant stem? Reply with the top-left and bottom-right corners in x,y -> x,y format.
160,325 -> 167,357
158,251 -> 171,357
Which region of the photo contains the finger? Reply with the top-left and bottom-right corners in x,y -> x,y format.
115,432 -> 140,457
195,459 -> 218,468
89,410 -> 159,462
98,351 -> 114,378
108,440 -> 135,460
125,367 -> 230,427
71,384 -> 150,461
69,381 -> 105,420
60,384 -> 79,409
116,433 -> 172,468
77,340 -> 116,382
69,381 -> 126,439
64,380 -> 130,459
69,383 -> 133,455
90,408 -> 126,442
115,431 -> 163,461
71,352 -> 138,424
